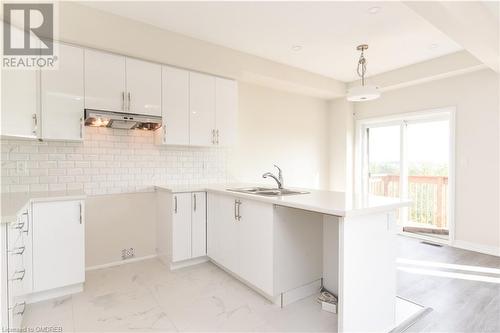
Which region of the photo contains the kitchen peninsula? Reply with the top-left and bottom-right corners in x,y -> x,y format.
156,184 -> 412,332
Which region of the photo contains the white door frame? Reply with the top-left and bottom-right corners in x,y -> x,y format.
355,107 -> 456,244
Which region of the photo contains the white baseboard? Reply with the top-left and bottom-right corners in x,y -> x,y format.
85,254 -> 158,271
281,279 -> 322,307
27,283 -> 83,304
452,240 -> 500,257
170,256 -> 209,270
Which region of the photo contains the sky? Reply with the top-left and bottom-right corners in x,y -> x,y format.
369,120 -> 449,164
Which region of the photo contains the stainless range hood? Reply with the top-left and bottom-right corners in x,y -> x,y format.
84,109 -> 162,131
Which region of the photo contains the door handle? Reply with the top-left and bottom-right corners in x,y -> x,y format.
174,196 -> 178,214
193,194 -> 197,212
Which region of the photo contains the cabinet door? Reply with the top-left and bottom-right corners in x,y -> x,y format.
1,69 -> 38,138
41,43 -> 84,141
162,66 -> 189,145
189,72 -> 215,146
237,199 -> 274,295
172,193 -> 191,262
32,200 -> 84,292
126,58 -> 161,116
191,192 -> 206,258
84,49 -> 126,112
207,193 -> 238,272
215,78 -> 238,146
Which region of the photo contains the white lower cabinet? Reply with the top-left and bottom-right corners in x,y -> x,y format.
207,193 -> 274,296
158,191 -> 207,266
1,199 -> 85,332
172,193 -> 192,262
191,192 -> 207,258
32,200 -> 85,292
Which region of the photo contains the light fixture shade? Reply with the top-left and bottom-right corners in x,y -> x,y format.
347,85 -> 381,102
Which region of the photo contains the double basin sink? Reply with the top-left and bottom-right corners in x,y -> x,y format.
227,187 -> 309,197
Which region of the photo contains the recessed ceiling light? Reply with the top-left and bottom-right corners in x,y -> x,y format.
291,45 -> 303,52
429,43 -> 439,50
368,6 -> 381,14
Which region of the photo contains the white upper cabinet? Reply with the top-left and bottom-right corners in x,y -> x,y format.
126,58 -> 161,116
1,68 -> 39,139
41,43 -> 84,141
215,78 -> 238,146
84,49 -> 126,112
189,72 -> 216,146
1,25 -> 39,139
161,66 -> 189,145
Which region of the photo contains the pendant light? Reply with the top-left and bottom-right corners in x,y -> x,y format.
347,44 -> 380,102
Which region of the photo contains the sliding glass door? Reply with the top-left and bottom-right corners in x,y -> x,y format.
360,111 -> 453,241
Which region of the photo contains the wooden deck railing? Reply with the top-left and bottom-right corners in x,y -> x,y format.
369,174 -> 448,228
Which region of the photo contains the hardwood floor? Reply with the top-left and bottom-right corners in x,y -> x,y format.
397,236 -> 500,332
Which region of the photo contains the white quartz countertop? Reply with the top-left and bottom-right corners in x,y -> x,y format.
1,190 -> 86,224
155,184 -> 411,217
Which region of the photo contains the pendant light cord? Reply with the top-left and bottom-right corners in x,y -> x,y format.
357,49 -> 367,86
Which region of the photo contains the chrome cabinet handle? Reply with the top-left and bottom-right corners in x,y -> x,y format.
32,113 -> 38,136
122,92 -> 125,111
10,269 -> 26,281
193,194 -> 197,212
22,211 -> 29,235
127,92 -> 131,111
13,221 -> 25,230
211,129 -> 215,144
8,246 -> 25,255
174,196 -> 178,214
237,200 -> 242,221
163,125 -> 167,143
80,117 -> 84,139
216,130 -> 219,145
79,203 -> 82,224
10,302 -> 26,316
234,199 -> 237,220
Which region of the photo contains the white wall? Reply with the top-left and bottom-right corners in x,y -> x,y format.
85,192 -> 157,268
328,98 -> 354,193
230,83 -> 330,189
353,69 -> 500,253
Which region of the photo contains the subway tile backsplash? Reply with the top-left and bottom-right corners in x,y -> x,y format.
1,127 -> 230,195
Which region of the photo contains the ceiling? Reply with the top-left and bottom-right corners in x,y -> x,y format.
81,1 -> 463,82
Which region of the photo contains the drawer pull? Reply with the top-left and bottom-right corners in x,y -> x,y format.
12,222 -> 25,230
9,302 -> 26,316
8,246 -> 25,255
10,269 -> 26,281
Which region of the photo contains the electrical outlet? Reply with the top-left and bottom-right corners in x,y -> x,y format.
121,248 -> 135,260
